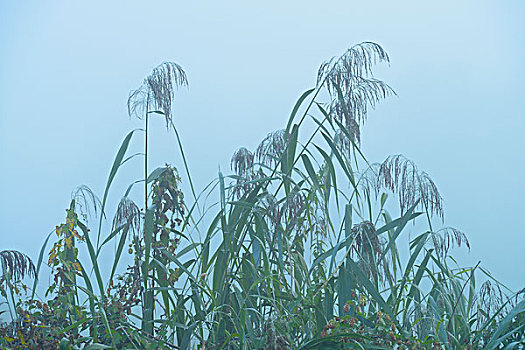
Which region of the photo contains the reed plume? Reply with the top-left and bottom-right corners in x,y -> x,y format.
318,42 -> 395,144
0,250 -> 36,281
127,62 -> 188,128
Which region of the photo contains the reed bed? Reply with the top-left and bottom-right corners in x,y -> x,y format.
1,42 -> 524,349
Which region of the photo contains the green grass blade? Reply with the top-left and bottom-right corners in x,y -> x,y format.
109,224 -> 129,282
96,129 -> 139,250
77,221 -> 105,298
285,88 -> 315,135
31,229 -> 54,299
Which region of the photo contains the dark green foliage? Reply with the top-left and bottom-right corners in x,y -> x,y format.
1,43 -> 524,349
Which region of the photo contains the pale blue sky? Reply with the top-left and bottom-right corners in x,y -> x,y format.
1,1 -> 524,291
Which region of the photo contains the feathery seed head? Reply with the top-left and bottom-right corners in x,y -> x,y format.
318,42 -> 394,144
256,129 -> 287,167
113,197 -> 141,236
431,227 -> 470,260
378,155 -> 444,220
0,250 -> 37,281
231,147 -> 255,178
127,62 -> 188,128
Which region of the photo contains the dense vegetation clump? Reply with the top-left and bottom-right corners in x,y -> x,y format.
1,42 -> 524,349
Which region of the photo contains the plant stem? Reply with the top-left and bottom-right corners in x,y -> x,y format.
143,99 -> 154,335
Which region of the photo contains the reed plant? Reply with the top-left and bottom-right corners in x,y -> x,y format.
1,42 -> 524,349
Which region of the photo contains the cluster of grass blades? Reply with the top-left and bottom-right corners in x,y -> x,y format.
1,42 -> 524,349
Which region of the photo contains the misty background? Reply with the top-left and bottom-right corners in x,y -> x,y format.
1,0 -> 524,293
